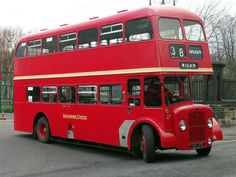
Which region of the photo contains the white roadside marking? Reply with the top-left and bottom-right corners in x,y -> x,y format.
0,121 -> 14,124
216,139 -> 236,143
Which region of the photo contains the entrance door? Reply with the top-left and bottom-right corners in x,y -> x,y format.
58,86 -> 77,139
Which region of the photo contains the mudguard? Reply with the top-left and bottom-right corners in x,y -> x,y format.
212,118 -> 223,141
127,117 -> 176,150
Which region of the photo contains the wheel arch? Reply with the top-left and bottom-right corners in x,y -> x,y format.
128,118 -> 162,151
33,112 -> 50,136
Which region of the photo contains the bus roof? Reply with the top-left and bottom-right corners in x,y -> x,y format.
19,6 -> 202,42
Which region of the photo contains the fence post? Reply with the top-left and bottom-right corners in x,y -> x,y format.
207,63 -> 225,103
0,71 -> 2,112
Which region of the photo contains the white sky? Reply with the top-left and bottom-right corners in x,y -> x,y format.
0,0 -> 235,32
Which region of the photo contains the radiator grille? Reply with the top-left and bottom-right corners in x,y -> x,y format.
189,111 -> 205,142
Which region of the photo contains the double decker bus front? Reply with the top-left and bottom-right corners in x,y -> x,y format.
161,75 -> 222,151
152,11 -> 223,152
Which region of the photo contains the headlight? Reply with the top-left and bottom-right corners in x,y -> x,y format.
208,118 -> 213,128
208,138 -> 212,145
179,120 -> 187,131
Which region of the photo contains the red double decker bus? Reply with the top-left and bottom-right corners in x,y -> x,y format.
14,6 -> 223,162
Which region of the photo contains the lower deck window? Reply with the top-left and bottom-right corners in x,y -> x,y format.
100,85 -> 122,104
27,87 -> 40,102
59,86 -> 75,103
78,85 -> 97,104
144,77 -> 162,107
42,86 -> 57,103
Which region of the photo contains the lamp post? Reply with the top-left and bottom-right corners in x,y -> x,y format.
149,0 -> 152,6
0,71 -> 2,112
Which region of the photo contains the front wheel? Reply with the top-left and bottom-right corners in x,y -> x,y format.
141,125 -> 156,163
36,117 -> 51,143
196,146 -> 211,156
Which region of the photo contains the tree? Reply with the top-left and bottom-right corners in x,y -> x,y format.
217,16 -> 236,77
0,27 -> 24,102
196,0 -> 236,77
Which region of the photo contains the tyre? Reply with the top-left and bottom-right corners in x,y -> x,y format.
36,117 -> 51,143
141,125 -> 156,163
132,146 -> 142,158
196,146 -> 211,156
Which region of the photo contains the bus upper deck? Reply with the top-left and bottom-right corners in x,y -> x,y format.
14,6 -> 212,80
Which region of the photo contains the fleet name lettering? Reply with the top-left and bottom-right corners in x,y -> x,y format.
63,114 -> 87,120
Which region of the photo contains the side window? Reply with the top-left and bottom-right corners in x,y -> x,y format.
42,36 -> 58,54
16,42 -> 27,58
100,85 -> 122,104
60,33 -> 76,51
59,86 -> 75,103
128,79 -> 140,96
28,40 -> 41,56
128,79 -> 141,106
78,86 -> 97,104
42,86 -> 57,103
144,77 -> 162,107
126,18 -> 153,42
27,87 -> 40,102
100,23 -> 123,46
78,28 -> 98,49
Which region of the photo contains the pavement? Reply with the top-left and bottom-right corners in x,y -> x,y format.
1,113 -> 235,140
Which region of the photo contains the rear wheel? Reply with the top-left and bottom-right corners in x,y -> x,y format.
196,146 -> 211,156
36,117 -> 51,143
141,125 -> 156,163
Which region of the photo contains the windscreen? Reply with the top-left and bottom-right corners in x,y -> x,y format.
158,18 -> 183,40
183,20 -> 205,41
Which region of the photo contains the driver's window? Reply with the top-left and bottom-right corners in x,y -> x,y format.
164,76 -> 191,105
144,77 -> 162,107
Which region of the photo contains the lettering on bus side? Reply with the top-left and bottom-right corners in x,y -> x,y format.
63,114 -> 87,120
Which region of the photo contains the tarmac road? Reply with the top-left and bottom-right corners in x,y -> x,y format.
0,115 -> 236,177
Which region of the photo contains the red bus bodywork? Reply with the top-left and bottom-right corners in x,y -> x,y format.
14,6 -> 223,162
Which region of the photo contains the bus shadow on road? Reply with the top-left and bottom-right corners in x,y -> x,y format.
15,133 -> 136,160
15,133 -> 204,163
154,151 -> 203,163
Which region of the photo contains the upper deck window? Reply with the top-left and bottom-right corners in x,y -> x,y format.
78,28 -> 98,49
158,18 -> 183,40
184,20 -> 205,41
60,33 -> 76,51
126,18 -> 153,42
42,36 -> 58,54
28,40 -> 41,56
100,23 -> 123,46
16,42 -> 27,58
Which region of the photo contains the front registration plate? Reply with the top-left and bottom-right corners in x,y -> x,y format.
191,143 -> 203,149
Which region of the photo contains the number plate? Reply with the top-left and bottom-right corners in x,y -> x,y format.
169,44 -> 186,59
191,143 -> 203,149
